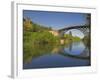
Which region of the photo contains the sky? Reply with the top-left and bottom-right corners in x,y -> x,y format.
23,10 -> 87,38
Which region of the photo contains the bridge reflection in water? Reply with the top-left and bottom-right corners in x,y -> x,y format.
59,41 -> 90,60
23,41 -> 90,69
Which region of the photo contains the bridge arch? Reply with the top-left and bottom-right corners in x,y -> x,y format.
58,25 -> 90,38
63,29 -> 85,39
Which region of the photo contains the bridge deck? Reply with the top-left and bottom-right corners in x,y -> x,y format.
58,25 -> 89,32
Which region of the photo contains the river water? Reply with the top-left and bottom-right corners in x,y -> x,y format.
23,41 -> 90,69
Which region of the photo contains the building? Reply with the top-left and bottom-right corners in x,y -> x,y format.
49,30 -> 59,36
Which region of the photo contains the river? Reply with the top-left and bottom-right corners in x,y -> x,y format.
23,41 -> 90,69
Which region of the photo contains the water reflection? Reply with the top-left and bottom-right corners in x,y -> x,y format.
23,41 -> 90,69
62,42 -> 89,57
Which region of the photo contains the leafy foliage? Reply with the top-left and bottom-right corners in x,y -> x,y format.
23,18 -> 52,32
64,34 -> 81,41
